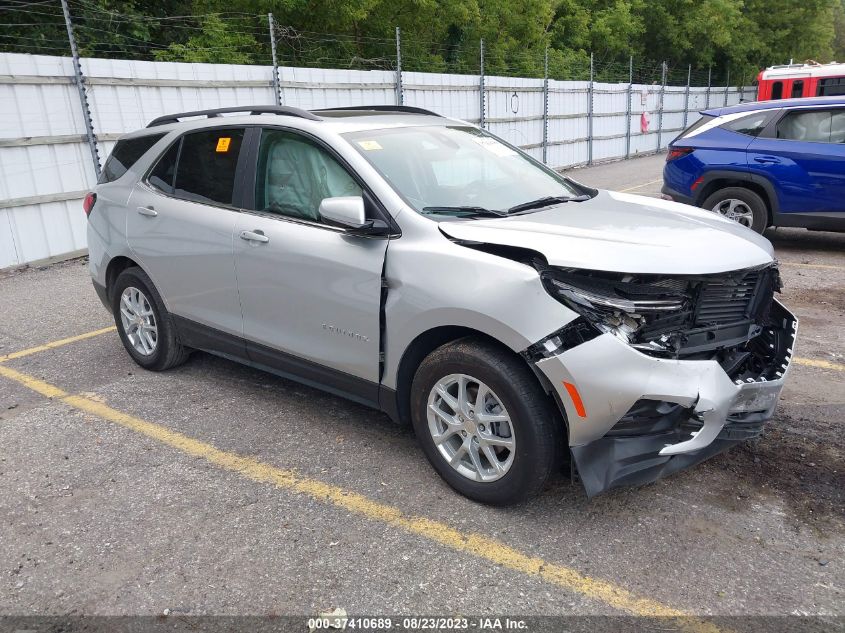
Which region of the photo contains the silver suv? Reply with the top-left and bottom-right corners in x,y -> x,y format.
87,105 -> 797,504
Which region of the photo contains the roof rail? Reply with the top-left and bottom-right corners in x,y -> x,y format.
312,105 -> 443,117
147,105 -> 321,128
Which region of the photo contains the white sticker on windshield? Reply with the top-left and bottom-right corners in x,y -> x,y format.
472,136 -> 517,157
357,140 -> 383,151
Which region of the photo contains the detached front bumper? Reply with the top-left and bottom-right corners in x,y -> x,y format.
534,300 -> 798,496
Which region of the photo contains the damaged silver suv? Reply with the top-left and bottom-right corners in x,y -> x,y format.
87,105 -> 797,505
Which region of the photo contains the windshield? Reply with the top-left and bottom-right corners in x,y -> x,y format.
343,125 -> 584,215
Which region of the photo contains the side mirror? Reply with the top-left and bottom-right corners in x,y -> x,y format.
319,196 -> 367,229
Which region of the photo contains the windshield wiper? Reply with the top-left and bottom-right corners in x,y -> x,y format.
507,194 -> 591,214
421,205 -> 509,218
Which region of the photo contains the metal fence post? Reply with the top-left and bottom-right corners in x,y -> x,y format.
587,52 -> 594,165
723,67 -> 730,106
395,26 -> 403,106
268,13 -> 281,106
60,0 -> 100,179
542,46 -> 549,164
705,66 -> 712,109
625,56 -> 632,159
657,61 -> 666,152
683,64 -> 691,128
479,39 -> 485,128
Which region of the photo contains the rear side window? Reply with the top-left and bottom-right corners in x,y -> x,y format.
171,129 -> 245,206
148,142 -> 180,194
771,81 -> 783,100
100,134 -> 164,183
790,80 -> 804,98
777,109 -> 845,143
674,114 -> 714,141
721,112 -> 771,137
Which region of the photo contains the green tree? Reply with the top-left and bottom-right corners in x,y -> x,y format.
153,14 -> 259,63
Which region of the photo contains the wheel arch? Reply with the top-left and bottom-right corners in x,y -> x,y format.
105,255 -> 141,303
695,171 -> 780,225
385,325 -> 561,431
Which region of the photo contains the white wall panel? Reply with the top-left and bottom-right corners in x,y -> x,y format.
0,52 -> 745,268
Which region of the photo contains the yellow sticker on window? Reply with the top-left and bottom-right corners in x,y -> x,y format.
215,137 -> 231,153
357,140 -> 383,151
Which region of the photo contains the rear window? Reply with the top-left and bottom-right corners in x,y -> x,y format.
674,114 -> 714,141
721,111 -> 771,137
99,134 -> 164,183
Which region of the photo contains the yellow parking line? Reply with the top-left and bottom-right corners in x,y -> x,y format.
779,261 -> 845,271
794,357 -> 845,372
0,362 -> 719,632
619,178 -> 663,192
0,325 -> 115,363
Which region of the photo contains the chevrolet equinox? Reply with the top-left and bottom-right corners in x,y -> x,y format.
87,105 -> 797,504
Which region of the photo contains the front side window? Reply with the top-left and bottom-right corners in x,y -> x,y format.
777,109 -> 845,143
100,133 -> 164,183
771,81 -> 783,100
254,129 -> 361,222
343,126 -> 581,215
790,80 -> 804,98
172,128 -> 245,206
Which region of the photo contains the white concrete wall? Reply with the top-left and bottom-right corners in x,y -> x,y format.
0,52 -> 756,268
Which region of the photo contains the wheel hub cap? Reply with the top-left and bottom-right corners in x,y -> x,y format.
712,198 -> 754,228
426,374 -> 516,483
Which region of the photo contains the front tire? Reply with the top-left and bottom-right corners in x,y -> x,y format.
111,267 -> 190,371
410,337 -> 562,505
701,186 -> 768,233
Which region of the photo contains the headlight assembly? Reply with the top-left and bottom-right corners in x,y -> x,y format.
540,270 -> 691,349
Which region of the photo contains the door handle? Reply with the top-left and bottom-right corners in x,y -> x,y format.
753,156 -> 781,164
239,230 -> 269,244
137,206 -> 158,217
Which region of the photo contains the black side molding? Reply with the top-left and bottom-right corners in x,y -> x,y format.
171,315 -> 382,411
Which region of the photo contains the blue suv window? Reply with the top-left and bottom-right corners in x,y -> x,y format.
722,112 -> 770,137
777,109 -> 845,143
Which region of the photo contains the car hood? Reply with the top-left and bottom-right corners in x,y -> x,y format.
438,190 -> 775,274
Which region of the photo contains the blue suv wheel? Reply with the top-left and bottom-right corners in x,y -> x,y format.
701,186 -> 768,233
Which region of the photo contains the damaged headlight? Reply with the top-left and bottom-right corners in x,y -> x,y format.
541,270 -> 690,349
546,278 -> 685,314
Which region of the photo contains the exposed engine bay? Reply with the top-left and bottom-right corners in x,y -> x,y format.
535,262 -> 789,384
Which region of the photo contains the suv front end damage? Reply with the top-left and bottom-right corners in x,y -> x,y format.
526,263 -> 797,497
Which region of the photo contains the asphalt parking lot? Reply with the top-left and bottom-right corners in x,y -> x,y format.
0,154 -> 843,628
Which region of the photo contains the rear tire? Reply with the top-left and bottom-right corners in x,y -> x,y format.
701,186 -> 768,233
410,337 -> 563,505
111,267 -> 190,371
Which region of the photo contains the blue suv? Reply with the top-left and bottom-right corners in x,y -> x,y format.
662,96 -> 845,234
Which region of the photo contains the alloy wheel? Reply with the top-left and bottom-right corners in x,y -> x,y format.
426,373 -> 516,482
119,286 -> 158,356
712,198 -> 754,227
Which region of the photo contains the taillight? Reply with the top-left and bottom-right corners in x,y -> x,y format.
666,147 -> 693,162
83,192 -> 97,217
